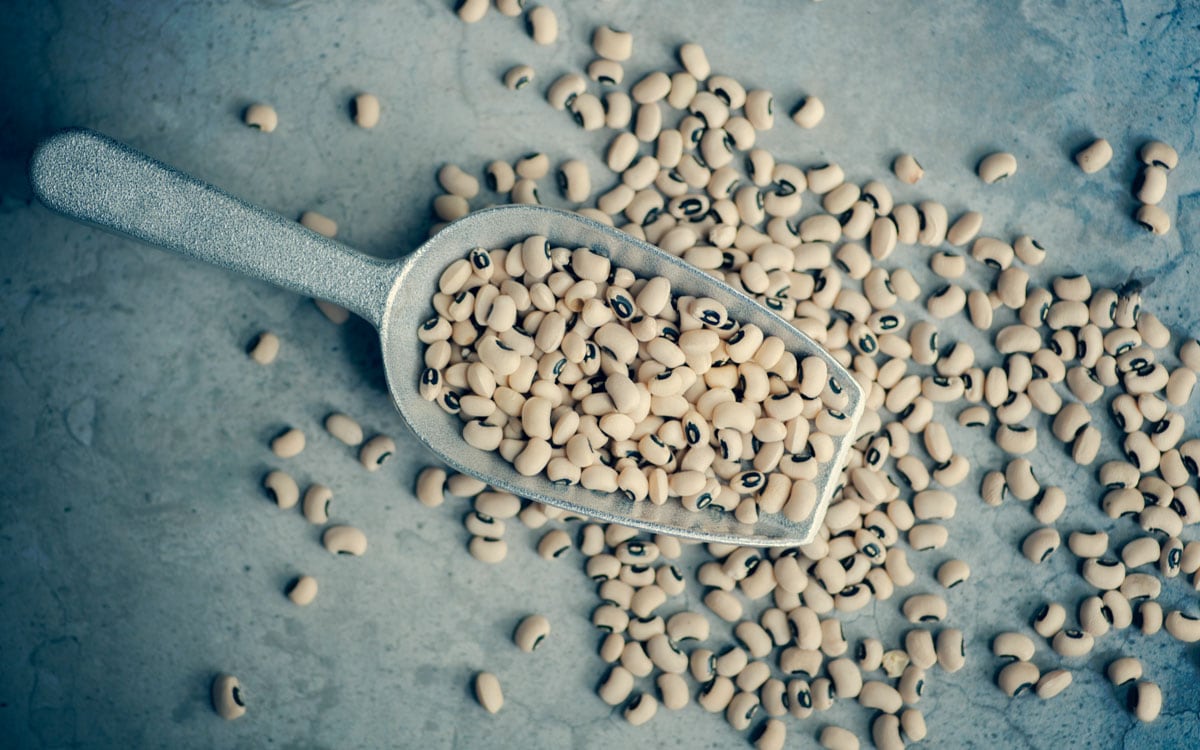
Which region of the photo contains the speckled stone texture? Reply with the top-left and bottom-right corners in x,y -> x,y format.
1,1 -> 1198,748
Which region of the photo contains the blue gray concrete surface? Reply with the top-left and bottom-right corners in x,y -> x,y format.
1,0 -> 1198,747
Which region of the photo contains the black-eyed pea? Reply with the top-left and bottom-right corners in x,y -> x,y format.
1034,486 -> 1067,524
657,672 -> 689,710
858,680 -> 903,713
1014,235 -> 1046,266
1022,527 -> 1063,564
358,434 -> 395,471
504,64 -> 535,91
243,103 -> 277,132
469,535 -> 507,563
1107,656 -> 1143,686
1066,529 -> 1109,558
525,4 -> 557,44
896,663 -> 924,704
263,470 -> 299,509
819,725 -> 860,750
322,525 -> 367,556
1081,557 -> 1126,590
1134,165 -> 1169,204
937,559 -> 971,588
790,96 -> 824,128
725,691 -> 760,731
997,660 -> 1039,697
623,692 -> 658,726
1165,610 -> 1200,642
302,484 -> 332,524
1128,681 -> 1162,722
621,641 -> 654,677
1138,601 -> 1164,635
1079,595 -> 1111,637
285,575 -> 317,606
751,717 -> 787,750
246,331 -> 280,365
1121,572 -> 1162,603
892,153 -> 924,184
537,528 -> 572,560
211,673 -> 246,719
271,427 -> 305,458
1005,458 -> 1039,500
323,412 -> 363,446
1104,590 -> 1133,629
1033,602 -> 1067,638
1135,204 -> 1170,235
350,93 -> 381,128
592,25 -> 633,61
993,631 -> 1035,662
1052,628 -> 1094,657
905,629 -> 937,670
1036,669 -> 1072,699
873,713 -> 904,750
697,675 -> 735,712
978,151 -> 1018,183
1074,138 -> 1113,173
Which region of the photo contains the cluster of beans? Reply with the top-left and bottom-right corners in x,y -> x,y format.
220,4 -> 1193,741
419,239 -> 852,523
419,7 -> 1200,745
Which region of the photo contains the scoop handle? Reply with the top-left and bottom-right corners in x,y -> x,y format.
29,128 -> 395,328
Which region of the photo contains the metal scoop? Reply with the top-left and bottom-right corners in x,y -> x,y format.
30,128 -> 864,546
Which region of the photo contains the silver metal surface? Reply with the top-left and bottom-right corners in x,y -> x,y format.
30,128 -> 862,546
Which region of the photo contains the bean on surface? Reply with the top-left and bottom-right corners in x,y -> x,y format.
211,673 -> 246,719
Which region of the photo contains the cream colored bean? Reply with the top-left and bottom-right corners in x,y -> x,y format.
302,484 -> 332,524
678,42 -> 710,80
819,725 -> 860,750
888,153 -> 924,185
211,673 -> 246,719
593,25 -> 633,61
997,660 -> 1039,696
858,680 -> 902,713
1129,681 -> 1162,722
1075,138 -> 1113,173
1022,527 -> 1060,563
1135,204 -> 1170,235
271,428 -> 305,458
1140,140 -> 1178,170
469,535 -> 508,563
993,632 -> 1035,662
525,5 -> 557,44
1036,669 -> 1072,699
790,96 -> 824,128
359,434 -> 395,470
1013,235 -> 1046,266
471,671 -> 504,714
323,525 -> 367,556
906,629 -> 937,670
1034,602 -> 1067,638
1165,610 -> 1200,642
286,575 -> 318,606
324,412 -> 363,446
1052,628 -> 1094,657
504,64 -> 535,90
1079,595 -> 1111,636
247,331 -> 280,364
349,92 -> 381,128
978,151 -> 1018,183
996,424 -> 1037,455
937,559 -> 971,589
263,470 -> 299,509
1107,657 -> 1144,687
243,103 -> 277,132
1068,530 -> 1109,559
1134,165 -> 1168,204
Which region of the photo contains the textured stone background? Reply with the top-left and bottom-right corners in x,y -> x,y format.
1,1 -> 1198,747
